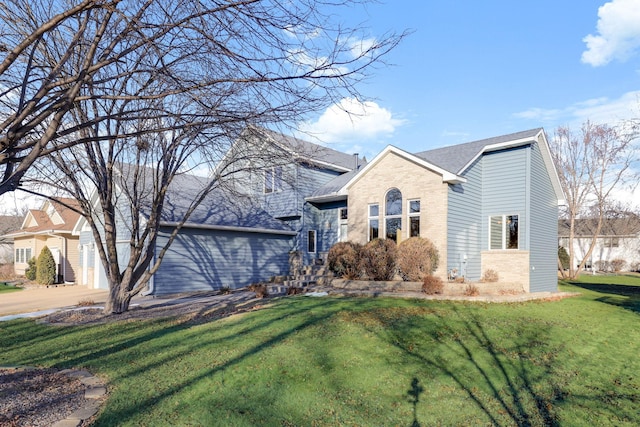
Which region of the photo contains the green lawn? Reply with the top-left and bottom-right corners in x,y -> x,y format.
1,277 -> 639,426
0,282 -> 21,293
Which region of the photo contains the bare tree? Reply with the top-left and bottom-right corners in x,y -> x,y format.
1,0 -> 403,195
552,121 -> 639,279
20,0 -> 404,313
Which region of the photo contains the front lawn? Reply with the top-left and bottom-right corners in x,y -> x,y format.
1,277 -> 639,426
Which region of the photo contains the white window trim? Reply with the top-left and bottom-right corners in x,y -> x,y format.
488,214 -> 520,250
407,199 -> 420,238
338,208 -> 348,242
307,229 -> 317,253
384,189 -> 402,240
368,204 -> 379,241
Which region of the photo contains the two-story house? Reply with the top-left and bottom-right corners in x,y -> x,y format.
66,127 -> 564,294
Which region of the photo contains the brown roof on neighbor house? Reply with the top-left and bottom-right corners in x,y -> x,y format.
558,216 -> 640,237
14,198 -> 82,235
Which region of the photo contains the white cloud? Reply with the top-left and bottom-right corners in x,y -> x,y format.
513,90 -> 640,126
582,0 -> 640,66
299,98 -> 406,144
349,37 -> 377,59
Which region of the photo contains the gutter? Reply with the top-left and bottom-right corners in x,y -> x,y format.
159,221 -> 297,236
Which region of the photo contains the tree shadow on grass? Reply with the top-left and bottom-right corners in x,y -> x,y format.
568,282 -> 640,313
378,306 -> 564,426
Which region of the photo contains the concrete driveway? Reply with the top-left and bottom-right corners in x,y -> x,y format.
0,285 -> 109,317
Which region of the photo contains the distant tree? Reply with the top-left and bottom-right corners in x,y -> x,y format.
558,246 -> 569,271
551,121 -> 639,279
36,246 -> 56,285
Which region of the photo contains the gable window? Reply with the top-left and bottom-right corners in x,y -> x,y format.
489,214 -> 519,250
368,204 -> 379,241
385,188 -> 402,241
408,199 -> 420,237
307,230 -> 316,253
339,208 -> 348,242
264,166 -> 283,194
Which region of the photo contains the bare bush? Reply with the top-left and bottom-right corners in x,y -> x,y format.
481,269 -> 499,283
396,237 -> 439,281
610,259 -> 627,272
422,275 -> 444,295
463,284 -> 479,296
249,283 -> 269,299
0,264 -> 16,280
327,242 -> 362,279
359,239 -> 397,281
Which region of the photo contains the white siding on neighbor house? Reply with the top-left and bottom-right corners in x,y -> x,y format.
447,157 -> 483,280
153,227 -> 294,295
529,141 -> 559,292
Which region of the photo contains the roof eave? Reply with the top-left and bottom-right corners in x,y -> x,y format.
159,221 -> 297,236
305,193 -> 348,203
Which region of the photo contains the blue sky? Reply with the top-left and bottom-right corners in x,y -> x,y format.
2,0 -> 639,213
299,0 -> 640,160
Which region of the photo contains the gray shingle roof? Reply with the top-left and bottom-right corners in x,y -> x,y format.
259,128 -> 362,171
414,128 -> 542,174
117,164 -> 292,232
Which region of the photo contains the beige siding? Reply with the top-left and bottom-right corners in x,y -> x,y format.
12,237 -> 36,275
347,151 -> 449,279
13,234 -> 80,282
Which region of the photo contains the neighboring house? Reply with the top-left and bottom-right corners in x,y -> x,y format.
0,215 -> 23,264
2,198 -> 82,283
558,217 -> 640,271
74,127 -> 564,294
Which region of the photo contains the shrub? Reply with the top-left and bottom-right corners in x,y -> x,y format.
249,283 -> 269,298
25,257 -> 37,281
594,260 -> 611,272
558,246 -> 570,270
359,238 -> 397,281
396,237 -> 439,281
610,259 -> 627,272
481,269 -> 499,283
630,261 -> 640,272
463,284 -> 479,296
36,246 -> 56,285
0,263 -> 17,280
286,286 -> 305,295
422,275 -> 444,294
327,242 -> 362,279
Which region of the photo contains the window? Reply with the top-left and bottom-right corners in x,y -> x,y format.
608,237 -> 619,248
264,166 -> 283,193
15,248 -> 31,264
408,199 -> 420,237
307,230 -> 316,253
489,214 -> 519,250
368,204 -> 379,241
385,188 -> 402,241
339,208 -> 348,242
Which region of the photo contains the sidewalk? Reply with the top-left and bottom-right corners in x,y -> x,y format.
0,285 -> 109,317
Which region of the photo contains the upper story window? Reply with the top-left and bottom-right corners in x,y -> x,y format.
368,204 -> 379,241
264,166 -> 283,194
489,214 -> 519,250
385,188 -> 402,241
408,199 -> 420,237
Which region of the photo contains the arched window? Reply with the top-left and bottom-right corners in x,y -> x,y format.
385,188 -> 402,241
